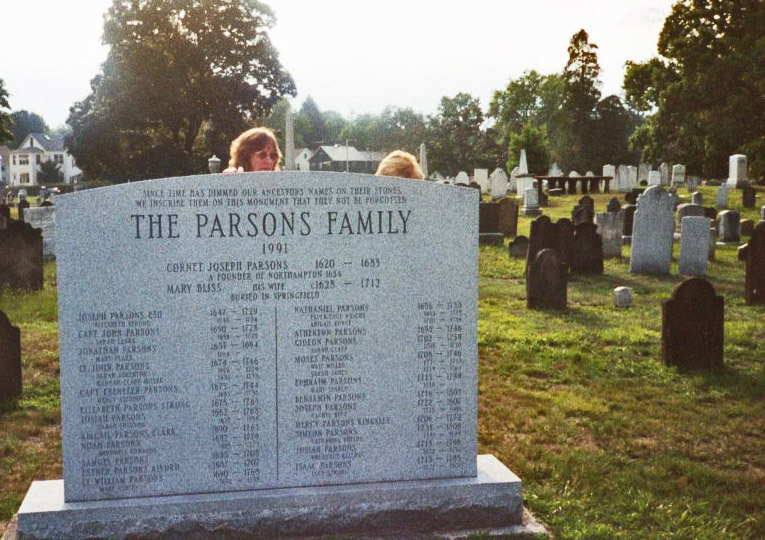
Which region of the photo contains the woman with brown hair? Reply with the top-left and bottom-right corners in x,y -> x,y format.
224,127 -> 282,172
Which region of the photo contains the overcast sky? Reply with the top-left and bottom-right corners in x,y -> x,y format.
0,0 -> 675,130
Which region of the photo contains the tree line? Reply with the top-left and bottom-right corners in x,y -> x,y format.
1,0 -> 762,182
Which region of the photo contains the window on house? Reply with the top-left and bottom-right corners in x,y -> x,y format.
56,154 -> 64,164
20,173 -> 30,184
19,155 -> 29,165
36,154 -> 41,164
12,155 -> 16,165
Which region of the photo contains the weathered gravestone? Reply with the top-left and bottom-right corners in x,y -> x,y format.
761,205 -> 765,222
742,184 -> 756,209
0,309 -> 22,401
508,236 -> 529,258
727,154 -> 747,187
571,204 -> 593,226
474,168 -> 489,194
662,278 -> 724,370
596,212 -> 624,258
616,164 -> 629,192
638,163 -> 651,185
479,198 -> 518,242
17,173 -> 539,539
622,204 -> 637,244
613,286 -> 632,308
24,206 -> 57,261
526,216 -> 574,273
716,184 -> 729,209
606,198 -> 620,213
691,192 -> 703,205
455,171 -> 470,185
678,217 -> 711,276
741,219 -> 755,237
630,186 -> 674,274
675,203 -> 705,235
0,219 -> 44,290
521,187 -> 541,217
527,249 -> 567,310
718,210 -> 741,243
17,198 -> 30,221
745,222 -> 765,305
570,222 -> 604,273
659,162 -> 670,185
648,171 -> 661,186
671,164 -> 686,186
489,168 -> 508,200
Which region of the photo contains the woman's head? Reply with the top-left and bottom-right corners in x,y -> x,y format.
228,127 -> 282,172
375,150 -> 424,180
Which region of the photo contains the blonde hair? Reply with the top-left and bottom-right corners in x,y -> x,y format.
228,127 -> 282,171
375,150 -> 424,180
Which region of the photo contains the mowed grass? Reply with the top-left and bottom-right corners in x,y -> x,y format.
0,185 -> 764,538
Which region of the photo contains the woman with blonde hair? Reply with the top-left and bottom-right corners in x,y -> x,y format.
375,150 -> 424,180
224,127 -> 282,172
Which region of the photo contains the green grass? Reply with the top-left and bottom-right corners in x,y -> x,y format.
1,185 -> 764,538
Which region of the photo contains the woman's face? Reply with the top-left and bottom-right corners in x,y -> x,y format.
247,143 -> 278,171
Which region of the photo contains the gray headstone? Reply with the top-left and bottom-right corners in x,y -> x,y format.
671,164 -> 686,186
24,206 -> 56,261
648,170 -> 661,186
613,287 -> 632,308
675,203 -> 705,234
0,220 -> 44,290
521,187 -> 541,217
718,210 -> 741,243
678,216 -> 711,276
716,184 -> 729,209
630,185 -> 675,274
627,166 -> 638,190
760,205 -> 765,222
659,163 -> 670,185
53,173 -> 481,502
527,249 -> 567,310
596,212 -> 624,258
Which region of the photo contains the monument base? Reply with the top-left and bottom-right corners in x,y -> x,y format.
15,455 -> 546,540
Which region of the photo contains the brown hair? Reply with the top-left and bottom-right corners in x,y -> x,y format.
375,150 -> 424,180
228,127 -> 283,171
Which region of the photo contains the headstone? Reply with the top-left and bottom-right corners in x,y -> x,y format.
521,187 -> 541,217
675,203 -> 705,234
527,249 -> 567,310
474,168 -> 489,194
742,183 -> 756,209
489,168 -> 508,200
671,164 -> 686,186
17,173 -> 534,539
526,216 -> 574,273
678,216 -> 711,276
17,198 -> 30,221
508,236 -> 529,258
455,171 -> 470,185
548,162 -> 563,177
745,222 -> 765,305
571,204 -> 593,226
0,203 -> 10,222
419,143 -> 428,178
648,170 -> 661,186
662,278 -> 724,370
570,222 -> 604,273
740,219 -> 755,237
761,205 -> 765,222
603,165 -> 616,185
687,175 -> 698,191
659,162 -> 671,185
480,199 -> 518,238
613,287 -> 632,308
691,192 -> 703,205
585,171 -> 594,177
716,184 -> 729,209
638,163 -> 650,185
703,207 -> 718,220
718,210 -> 741,243
606,198 -> 620,213
616,164 -> 629,192
627,166 -> 638,190
518,149 -> 528,175
727,154 -> 747,187
708,226 -> 717,261
622,204 -> 637,238
738,243 -> 748,262
24,206 -> 57,261
630,185 -> 674,274
569,171 -> 580,177
497,198 -> 519,237
578,195 -> 594,211
0,219 -> 44,290
284,106 -> 295,171
596,212 -> 624,258
0,309 -> 22,401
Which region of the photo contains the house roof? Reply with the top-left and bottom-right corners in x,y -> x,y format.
11,146 -> 44,154
23,133 -> 65,152
312,145 -> 384,163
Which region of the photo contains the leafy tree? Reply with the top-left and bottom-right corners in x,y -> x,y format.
10,110 -> 48,148
623,0 -> 765,178
488,70 -> 564,151
67,0 -> 296,182
507,124 -> 551,175
0,78 -> 12,144
37,160 -> 63,184
297,96 -> 328,149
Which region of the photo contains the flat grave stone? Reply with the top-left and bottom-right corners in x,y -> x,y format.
17,173 -> 536,538
0,309 -> 22,401
527,249 -> 567,310
662,278 -> 724,370
630,186 -> 674,275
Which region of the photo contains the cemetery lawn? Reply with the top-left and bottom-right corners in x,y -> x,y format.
0,185 -> 764,538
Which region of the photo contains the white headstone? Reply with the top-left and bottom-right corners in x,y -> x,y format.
671,164 -> 686,186
638,163 -> 651,184
613,287 -> 632,308
419,143 -> 428,178
518,149 -> 528,175
716,184 -> 729,209
727,154 -> 747,187
630,185 -> 675,274
548,162 -> 563,177
678,216 -> 711,276
659,163 -> 670,185
455,171 -> 470,185
24,206 -> 57,261
602,165 -> 616,181
489,168 -> 508,200
648,171 -> 661,186
473,168 -> 489,194
616,165 -> 629,192
569,171 -> 580,177
627,166 -> 638,189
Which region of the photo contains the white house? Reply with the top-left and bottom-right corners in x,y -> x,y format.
8,133 -> 82,186
294,148 -> 313,171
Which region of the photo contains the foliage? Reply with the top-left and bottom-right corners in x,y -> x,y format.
623,0 -> 765,179
9,110 -> 48,148
66,0 -> 296,182
339,106 -> 427,155
0,79 -> 12,144
36,160 -> 63,184
506,124 -> 550,174
426,93 -> 502,176
297,96 -> 327,149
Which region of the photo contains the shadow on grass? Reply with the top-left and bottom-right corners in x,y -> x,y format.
674,364 -> 765,400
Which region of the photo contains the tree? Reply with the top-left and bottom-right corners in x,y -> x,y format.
297,96 -> 328,149
37,160 -> 64,184
623,0 -> 765,178
10,110 -> 48,148
507,124 -> 551,175
0,78 -> 12,144
67,0 -> 296,182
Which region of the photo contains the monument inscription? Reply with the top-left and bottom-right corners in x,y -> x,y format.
56,173 -> 478,502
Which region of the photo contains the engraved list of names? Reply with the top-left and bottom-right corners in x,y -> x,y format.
56,172 -> 478,502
